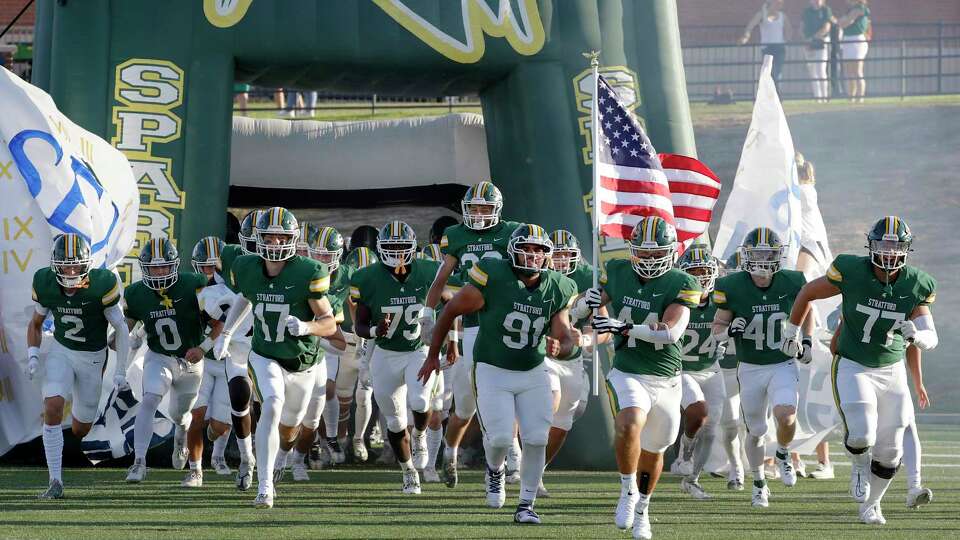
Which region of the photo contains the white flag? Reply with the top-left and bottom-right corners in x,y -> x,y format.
712,55 -> 802,265
0,67 -> 139,457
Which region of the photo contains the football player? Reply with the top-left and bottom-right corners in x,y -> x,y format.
124,238 -> 213,485
540,229 -> 606,497
183,236 -> 235,486
291,226 -> 352,480
572,217 -> 700,540
420,181 -> 523,487
215,207 -> 342,508
711,228 -> 814,508
419,224 -> 579,524
350,221 -> 440,494
784,216 -> 937,525
673,245 -> 724,500
26,233 -> 130,499
716,252 -> 745,491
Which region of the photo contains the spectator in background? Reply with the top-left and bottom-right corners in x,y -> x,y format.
233,83 -> 250,114
740,0 -> 792,97
837,0 -> 871,102
802,0 -> 834,103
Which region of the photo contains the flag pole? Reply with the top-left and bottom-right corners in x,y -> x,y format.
584,50 -> 601,397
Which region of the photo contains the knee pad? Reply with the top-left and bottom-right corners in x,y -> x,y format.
486,432 -> 514,450
384,415 -> 404,433
551,412 -> 574,432
845,434 -> 871,451
141,392 -> 163,410
871,459 -> 900,480
228,377 -> 251,410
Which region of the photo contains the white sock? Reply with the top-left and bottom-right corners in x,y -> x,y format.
903,423 -> 922,489
354,386 -> 373,440
483,438 -> 509,472
519,444 -> 546,504
506,437 -> 521,470
399,458 -> 415,472
275,448 -> 289,470
444,445 -> 458,464
255,396 -> 282,495
691,424 -> 715,481
212,432 -> 229,460
744,434 -> 765,481
322,396 -> 339,440
620,473 -> 637,495
635,492 -> 650,513
236,434 -> 254,464
425,426 -> 443,469
866,468 -> 894,506
42,425 -> 63,483
721,423 -> 742,472
189,460 -> 201,471
681,433 -> 695,462
850,450 -> 870,468
290,449 -> 306,466
134,392 -> 163,461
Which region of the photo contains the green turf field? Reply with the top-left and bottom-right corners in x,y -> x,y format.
2,426 -> 959,539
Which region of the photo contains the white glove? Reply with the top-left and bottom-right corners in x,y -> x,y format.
214,330 -> 232,360
713,339 -> 728,363
728,317 -> 747,337
900,319 -> 917,342
25,355 -> 40,381
113,369 -> 129,390
592,315 -> 630,335
419,307 -> 436,344
584,287 -> 603,309
780,321 -> 802,359
798,338 -> 814,364
285,315 -> 311,337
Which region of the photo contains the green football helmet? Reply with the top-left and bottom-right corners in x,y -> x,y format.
191,236 -> 225,276
549,229 -> 581,275
628,216 -> 677,279
461,181 -> 503,231
310,226 -> 345,273
256,207 -> 299,262
139,237 -> 180,290
739,227 -> 784,278
508,223 -> 553,276
377,220 -> 417,272
867,216 -> 912,271
418,243 -> 443,262
239,209 -> 266,255
723,251 -> 742,275
677,244 -> 718,293
345,246 -> 379,269
50,233 -> 93,288
296,222 -> 321,257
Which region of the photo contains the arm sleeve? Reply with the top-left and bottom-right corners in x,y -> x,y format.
222,294 -> 253,337
104,303 -> 131,374
627,307 -> 691,344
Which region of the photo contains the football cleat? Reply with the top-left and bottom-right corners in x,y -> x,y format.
410,431 -> 429,470
253,492 -> 274,509
351,438 -> 368,463
309,443 -> 325,470
236,461 -> 254,491
505,469 -> 521,485
681,477 -> 711,500
859,501 -> 886,525
37,479 -> 64,500
615,490 -> 640,530
171,427 -> 188,470
849,464 -> 870,503
422,467 -> 441,483
514,503 -> 541,524
776,455 -> 797,487
727,478 -> 745,491
906,487 -> 933,509
632,508 -> 652,540
326,437 -> 346,465
212,456 -> 232,476
369,423 -> 384,448
291,461 -> 310,482
485,466 -> 506,508
126,459 -> 147,483
751,484 -> 770,508
273,464 -> 286,484
808,462 -> 834,480
181,469 -> 203,488
536,480 -> 551,498
442,458 -> 458,488
402,469 -> 422,495
377,444 -> 396,465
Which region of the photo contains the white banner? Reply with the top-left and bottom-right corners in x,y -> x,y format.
0,67 -> 139,457
712,55 -> 802,266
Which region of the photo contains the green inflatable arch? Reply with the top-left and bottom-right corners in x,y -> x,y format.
31,0 -> 696,468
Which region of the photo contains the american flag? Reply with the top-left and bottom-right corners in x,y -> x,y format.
594,75 -> 719,248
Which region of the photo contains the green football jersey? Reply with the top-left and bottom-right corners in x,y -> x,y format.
231,254 -> 330,372
602,260 -> 701,377
681,298 -> 719,372
124,272 -> 209,358
350,258 -> 439,352
219,243 -> 243,288
567,262 -> 596,293
440,220 -> 522,327
32,267 -> 121,352
327,265 -> 354,323
466,259 -> 577,371
827,254 -> 936,368
713,269 -> 807,365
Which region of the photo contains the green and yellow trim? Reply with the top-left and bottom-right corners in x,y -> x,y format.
248,364 -> 264,402
309,275 -> 331,293
830,354 -> 850,446
467,265 -> 488,286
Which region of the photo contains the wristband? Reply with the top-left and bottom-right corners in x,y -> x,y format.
448,329 -> 459,343
199,336 -> 215,354
28,346 -> 40,359
782,321 -> 800,338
